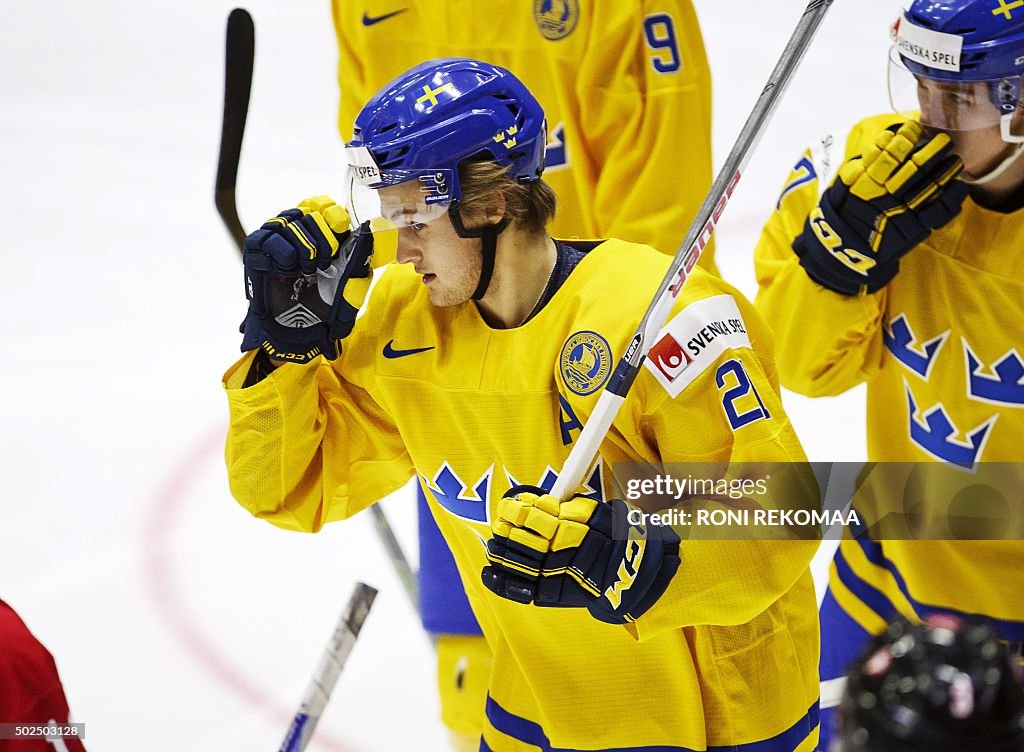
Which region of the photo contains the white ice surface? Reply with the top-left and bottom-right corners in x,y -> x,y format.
1,1 -> 899,749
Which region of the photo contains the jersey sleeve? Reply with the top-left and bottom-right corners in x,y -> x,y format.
618,278 -> 820,639
753,121 -> 891,397
222,308 -> 414,533
0,603 -> 88,751
578,0 -> 713,264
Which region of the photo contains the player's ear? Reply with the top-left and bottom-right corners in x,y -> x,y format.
1010,105 -> 1024,138
463,193 -> 506,230
483,193 -> 506,225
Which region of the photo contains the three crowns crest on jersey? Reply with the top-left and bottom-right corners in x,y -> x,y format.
422,460 -> 605,524
883,313 -> 1021,467
883,314 -> 948,380
905,381 -> 997,470
963,341 -> 1024,406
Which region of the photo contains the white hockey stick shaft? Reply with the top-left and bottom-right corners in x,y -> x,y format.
278,582 -> 378,752
551,0 -> 835,501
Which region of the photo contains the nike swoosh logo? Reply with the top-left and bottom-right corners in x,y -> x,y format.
362,8 -> 409,26
383,340 -> 435,359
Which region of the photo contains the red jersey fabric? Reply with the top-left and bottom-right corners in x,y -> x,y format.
0,601 -> 86,751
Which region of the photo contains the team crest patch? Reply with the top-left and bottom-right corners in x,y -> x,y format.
560,331 -> 612,396
534,0 -> 579,40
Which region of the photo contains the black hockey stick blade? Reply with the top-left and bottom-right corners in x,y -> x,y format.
215,8 -> 255,254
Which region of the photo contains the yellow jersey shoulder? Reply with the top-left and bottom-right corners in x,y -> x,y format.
561,238 -> 729,309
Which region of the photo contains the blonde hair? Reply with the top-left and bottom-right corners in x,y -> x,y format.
458,160 -> 556,235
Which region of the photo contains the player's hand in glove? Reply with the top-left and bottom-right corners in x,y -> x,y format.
481,486 -> 680,624
240,196 -> 373,363
794,120 -> 969,295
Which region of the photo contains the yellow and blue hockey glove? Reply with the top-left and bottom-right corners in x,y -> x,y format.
482,486 -> 680,624
240,196 -> 373,363
794,121 -> 969,295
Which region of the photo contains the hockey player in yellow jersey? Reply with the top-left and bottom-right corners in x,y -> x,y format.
331,4 -> 717,746
332,0 -> 715,274
225,59 -> 822,750
753,1 -> 1024,747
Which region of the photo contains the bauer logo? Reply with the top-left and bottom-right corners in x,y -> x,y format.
534,0 -> 579,40
560,331 -> 612,396
644,295 -> 752,398
418,170 -> 452,204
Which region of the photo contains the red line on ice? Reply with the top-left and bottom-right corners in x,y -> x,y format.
141,424 -> 358,752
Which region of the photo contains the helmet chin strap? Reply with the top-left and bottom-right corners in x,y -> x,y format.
962,114 -> 1024,186
471,229 -> 500,301
447,202 -> 510,300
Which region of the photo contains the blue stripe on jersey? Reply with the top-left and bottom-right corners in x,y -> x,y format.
817,587 -> 876,752
832,544 -> 900,625
818,587 -> 876,682
708,702 -> 818,752
855,537 -> 1024,641
485,697 -> 550,750
485,696 -> 819,752
479,739 -> 493,752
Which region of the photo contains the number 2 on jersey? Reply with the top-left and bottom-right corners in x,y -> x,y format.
644,13 -> 682,74
716,360 -> 771,430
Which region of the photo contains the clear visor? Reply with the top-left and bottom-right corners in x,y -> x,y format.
888,47 -> 1007,132
346,174 -> 453,230
343,167 -> 455,234
340,167 -> 456,268
342,147 -> 456,234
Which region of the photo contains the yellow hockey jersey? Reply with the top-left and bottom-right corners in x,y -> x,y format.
754,113 -> 1024,640
224,240 -> 820,750
332,0 -> 716,272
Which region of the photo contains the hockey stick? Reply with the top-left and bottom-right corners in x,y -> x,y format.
278,582 -> 379,752
214,8 -> 421,617
370,501 -> 420,612
215,8 -> 254,251
550,0 -> 836,501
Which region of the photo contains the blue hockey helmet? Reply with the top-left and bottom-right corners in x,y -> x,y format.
898,0 -> 1024,82
890,0 -> 1024,140
345,58 -> 547,208
343,58 -> 548,301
